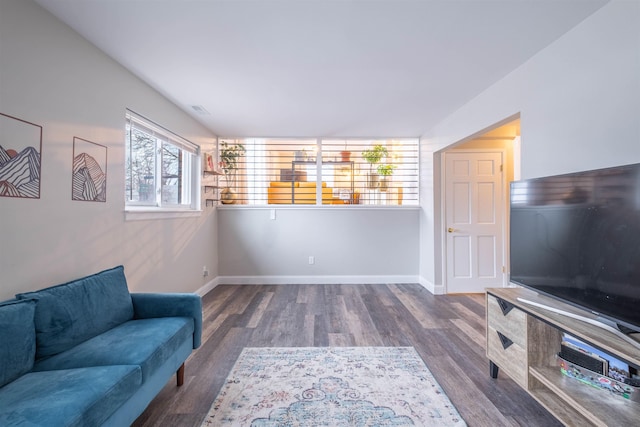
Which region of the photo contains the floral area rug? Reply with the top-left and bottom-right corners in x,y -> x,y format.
202,347 -> 466,426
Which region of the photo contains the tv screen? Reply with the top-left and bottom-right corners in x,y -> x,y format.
510,163 -> 640,333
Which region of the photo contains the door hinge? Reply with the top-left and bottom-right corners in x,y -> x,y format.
500,164 -> 503,172
502,266 -> 506,273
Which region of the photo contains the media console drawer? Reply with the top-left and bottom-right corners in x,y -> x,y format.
486,325 -> 528,388
487,294 -> 526,348
486,293 -> 529,388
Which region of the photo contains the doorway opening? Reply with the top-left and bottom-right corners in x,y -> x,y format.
436,115 -> 521,294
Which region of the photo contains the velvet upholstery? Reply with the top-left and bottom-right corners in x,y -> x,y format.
34,317 -> 194,383
2,267 -> 202,426
16,266 -> 134,359
0,366 -> 141,427
101,339 -> 193,427
0,299 -> 36,387
131,292 -> 202,348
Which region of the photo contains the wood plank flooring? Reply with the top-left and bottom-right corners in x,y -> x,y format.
132,284 -> 561,427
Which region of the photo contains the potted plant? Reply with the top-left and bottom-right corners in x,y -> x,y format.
361,144 -> 388,189
218,142 -> 246,204
340,142 -> 351,162
376,163 -> 396,191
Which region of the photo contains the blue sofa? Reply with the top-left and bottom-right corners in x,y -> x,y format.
0,266 -> 202,426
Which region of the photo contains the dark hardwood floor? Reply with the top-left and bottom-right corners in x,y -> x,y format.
132,284 -> 561,426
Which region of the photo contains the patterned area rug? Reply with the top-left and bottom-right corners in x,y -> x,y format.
202,347 -> 466,426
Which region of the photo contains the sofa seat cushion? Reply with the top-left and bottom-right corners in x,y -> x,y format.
16,266 -> 134,359
34,317 -> 194,383
0,299 -> 36,387
0,365 -> 141,427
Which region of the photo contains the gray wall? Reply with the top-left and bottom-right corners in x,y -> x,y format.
217,207 -> 419,283
0,0 -> 218,300
419,0 -> 640,291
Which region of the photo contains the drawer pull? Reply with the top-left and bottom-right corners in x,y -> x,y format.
497,331 -> 514,350
497,298 -> 514,316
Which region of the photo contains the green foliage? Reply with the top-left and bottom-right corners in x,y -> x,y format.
361,144 -> 388,165
377,164 -> 397,176
219,142 -> 246,188
219,142 -> 246,173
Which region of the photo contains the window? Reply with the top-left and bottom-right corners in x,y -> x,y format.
125,110 -> 200,210
218,138 -> 418,206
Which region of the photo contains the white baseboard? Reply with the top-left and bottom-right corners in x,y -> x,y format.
214,275 -> 421,286
195,277 -> 220,296
197,276 -> 444,296
418,276 -> 444,295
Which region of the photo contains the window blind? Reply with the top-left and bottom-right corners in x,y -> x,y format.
126,109 -> 199,154
220,138 -> 419,206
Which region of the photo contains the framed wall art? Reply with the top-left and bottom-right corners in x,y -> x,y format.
204,152 -> 215,172
72,136 -> 107,202
0,112 -> 43,199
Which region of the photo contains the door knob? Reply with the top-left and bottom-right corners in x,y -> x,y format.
448,227 -> 457,233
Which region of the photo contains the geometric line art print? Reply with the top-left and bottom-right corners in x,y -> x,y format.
72,137 -> 107,202
0,112 -> 43,199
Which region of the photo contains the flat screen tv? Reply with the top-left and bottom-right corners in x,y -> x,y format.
510,163 -> 640,335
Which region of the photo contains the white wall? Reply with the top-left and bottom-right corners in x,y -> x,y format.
217,207 -> 420,283
0,0 -> 218,300
419,1 -> 640,289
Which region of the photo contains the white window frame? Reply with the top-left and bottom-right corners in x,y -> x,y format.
125,110 -> 201,216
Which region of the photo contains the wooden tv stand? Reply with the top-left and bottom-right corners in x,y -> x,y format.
486,287 -> 640,426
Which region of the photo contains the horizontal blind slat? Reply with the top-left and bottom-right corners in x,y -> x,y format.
220,138 -> 418,206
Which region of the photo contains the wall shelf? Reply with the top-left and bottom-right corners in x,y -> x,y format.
202,165 -> 222,207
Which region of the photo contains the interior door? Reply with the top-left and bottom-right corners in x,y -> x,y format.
445,151 -> 505,293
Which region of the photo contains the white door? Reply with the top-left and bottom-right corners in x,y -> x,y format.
445,151 -> 505,293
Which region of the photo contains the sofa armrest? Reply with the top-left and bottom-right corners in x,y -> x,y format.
130,293 -> 202,349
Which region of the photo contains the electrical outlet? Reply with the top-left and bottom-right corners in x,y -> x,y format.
203,266 -> 209,277
270,209 -> 276,220
308,256 -> 315,265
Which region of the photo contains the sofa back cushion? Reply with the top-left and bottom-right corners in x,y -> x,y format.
16,266 -> 134,359
0,299 -> 36,387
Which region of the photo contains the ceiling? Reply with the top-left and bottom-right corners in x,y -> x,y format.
35,0 -> 607,138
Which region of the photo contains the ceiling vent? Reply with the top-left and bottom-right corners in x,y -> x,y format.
191,105 -> 210,115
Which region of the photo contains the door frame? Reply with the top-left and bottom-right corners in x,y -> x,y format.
440,148 -> 509,293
